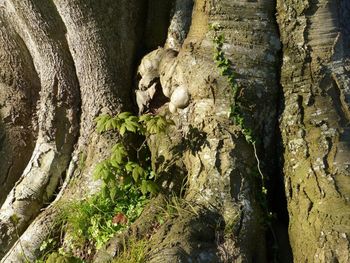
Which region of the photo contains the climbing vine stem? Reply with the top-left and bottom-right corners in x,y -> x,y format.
211,24 -> 278,261
211,24 -> 266,192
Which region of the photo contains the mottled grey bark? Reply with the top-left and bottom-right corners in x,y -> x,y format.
277,0 -> 350,262
2,0 -> 349,262
131,0 -> 281,262
165,0 -> 193,51
0,10 -> 39,206
0,0 -> 80,257
0,0 -> 146,261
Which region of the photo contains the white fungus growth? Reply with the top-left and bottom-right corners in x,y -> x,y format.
168,102 -> 177,113
136,47 -> 190,114
170,85 -> 189,109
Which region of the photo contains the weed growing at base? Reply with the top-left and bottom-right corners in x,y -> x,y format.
70,112 -> 173,249
63,186 -> 147,250
37,112 -> 173,261
112,238 -> 149,263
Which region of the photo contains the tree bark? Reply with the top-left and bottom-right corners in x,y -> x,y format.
277,0 -> 350,261
0,9 -> 39,206
1,0 -> 145,262
132,0 -> 281,261
0,0 -> 349,262
0,0 -> 80,257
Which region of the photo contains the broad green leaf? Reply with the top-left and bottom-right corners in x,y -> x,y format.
111,118 -> 120,130
146,181 -> 159,195
140,180 -> 148,195
118,112 -> 132,119
119,124 -> 126,136
124,119 -> 139,133
111,143 -> 127,164
110,159 -> 121,168
105,119 -> 113,131
156,117 -> 166,132
95,114 -> 112,133
125,161 -> 136,172
132,165 -> 144,182
93,163 -> 104,180
110,186 -> 117,200
139,114 -> 152,122
126,116 -> 139,123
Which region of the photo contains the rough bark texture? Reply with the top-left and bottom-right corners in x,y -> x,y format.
0,0 -> 349,262
1,0 -> 146,261
0,10 -> 39,206
277,0 -> 350,262
0,0 -> 80,257
132,0 -> 281,261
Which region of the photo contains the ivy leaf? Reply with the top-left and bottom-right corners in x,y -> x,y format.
124,117 -> 140,133
111,118 -> 121,130
140,180 -> 148,195
119,124 -> 127,136
127,116 -> 139,123
93,162 -> 104,180
110,159 -> 120,169
95,114 -> 112,133
110,186 -> 117,200
139,114 -> 152,123
101,185 -> 109,199
146,118 -> 158,134
156,117 -> 167,132
105,119 -> 114,131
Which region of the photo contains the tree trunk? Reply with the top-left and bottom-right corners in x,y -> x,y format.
0,0 -> 146,260
0,0 -> 80,257
0,9 -> 39,206
277,0 -> 350,262
0,0 -> 349,262
133,0 -> 281,261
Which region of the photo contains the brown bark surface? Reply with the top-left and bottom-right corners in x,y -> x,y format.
277,0 -> 350,261
0,10 -> 39,206
0,0 -> 349,262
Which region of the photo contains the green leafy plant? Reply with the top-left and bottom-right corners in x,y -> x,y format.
35,112 -> 174,260
87,112 -> 172,246
62,186 -> 147,250
94,112 -> 174,198
62,112 -> 174,251
37,252 -> 82,263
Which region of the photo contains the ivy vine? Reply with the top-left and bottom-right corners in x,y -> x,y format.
211,24 -> 279,261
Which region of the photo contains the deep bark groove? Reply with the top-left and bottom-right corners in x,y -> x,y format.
0,0 -> 80,257
277,0 -> 350,261
0,0 -> 349,262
